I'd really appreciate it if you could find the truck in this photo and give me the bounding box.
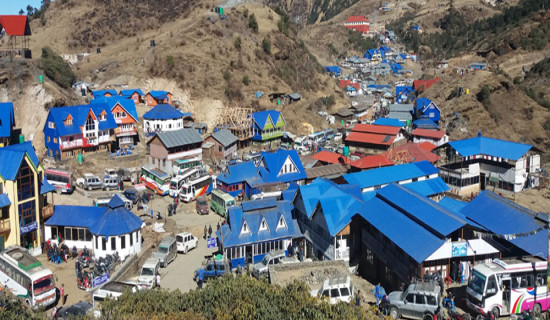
[194,260,226,281]
[252,250,298,279]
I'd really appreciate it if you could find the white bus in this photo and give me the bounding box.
[140,166,170,196]
[0,246,56,308]
[168,167,202,198]
[45,168,74,194]
[172,157,202,175]
[180,174,213,203]
[308,131,325,144]
[466,257,549,317]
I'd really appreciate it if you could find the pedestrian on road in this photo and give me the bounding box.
[217,222,220,231]
[60,283,65,305]
[197,268,204,289]
[208,225,212,238]
[75,260,80,278]
[375,282,381,308]
[156,272,161,289]
[204,225,207,240]
[228,259,233,272]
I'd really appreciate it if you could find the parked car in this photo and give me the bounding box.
[310,276,354,304]
[103,176,121,191]
[76,174,102,191]
[387,281,441,320]
[196,195,208,215]
[176,232,198,254]
[122,188,152,204]
[252,250,298,279]
[104,168,117,178]
[194,260,225,281]
[137,258,160,290]
[334,132,343,141]
[117,168,133,181]
[116,193,134,210]
[153,237,177,267]
[57,301,93,319]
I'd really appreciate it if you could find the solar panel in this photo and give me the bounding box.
[382,135,391,143]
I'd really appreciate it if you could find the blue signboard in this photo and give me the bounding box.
[92,273,110,288]
[20,221,38,235]
[207,237,217,248]
[451,242,468,257]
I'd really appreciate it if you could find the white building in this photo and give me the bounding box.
[142,104,188,136]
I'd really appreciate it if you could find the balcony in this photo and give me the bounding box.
[0,219,10,233]
[42,204,54,219]
[59,140,83,150]
[115,127,137,136]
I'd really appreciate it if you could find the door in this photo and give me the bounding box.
[480,173,486,190]
[403,293,416,318]
[501,279,511,315]
[414,294,426,319]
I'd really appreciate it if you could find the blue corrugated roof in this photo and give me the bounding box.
[148,90,171,99]
[0,194,11,208]
[92,89,118,98]
[462,191,547,257]
[46,205,105,228]
[0,102,14,138]
[372,118,403,127]
[325,66,341,74]
[142,104,187,120]
[395,86,414,96]
[0,149,25,180]
[119,89,144,97]
[360,196,446,263]
[318,193,365,237]
[413,118,438,129]
[6,142,40,168]
[252,110,282,130]
[377,184,466,237]
[343,161,439,189]
[449,136,532,161]
[89,195,143,237]
[437,197,485,230]
[241,198,278,212]
[216,161,258,185]
[49,104,117,137]
[217,200,299,248]
[92,98,139,122]
[258,150,306,183]
[40,176,56,194]
[403,177,449,197]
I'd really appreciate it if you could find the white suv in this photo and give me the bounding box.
[176,232,198,254]
[311,276,354,304]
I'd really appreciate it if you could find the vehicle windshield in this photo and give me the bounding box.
[157,246,168,254]
[181,187,189,194]
[141,267,155,276]
[176,236,183,242]
[198,199,207,205]
[227,200,235,206]
[468,269,486,295]
[261,256,270,265]
[295,141,302,147]
[33,275,55,296]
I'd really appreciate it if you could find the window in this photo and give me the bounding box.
[18,201,36,226]
[85,117,95,131]
[415,294,425,305]
[218,146,222,152]
[121,235,126,249]
[427,295,437,306]
[99,112,107,121]
[406,294,415,303]
[330,289,340,297]
[47,136,50,142]
[53,137,57,144]
[260,219,268,231]
[340,287,350,296]
[111,238,116,250]
[102,237,107,251]
[277,217,286,229]
[65,118,72,126]
[48,122,56,129]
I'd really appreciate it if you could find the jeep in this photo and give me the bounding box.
[77,174,103,191]
[387,281,441,320]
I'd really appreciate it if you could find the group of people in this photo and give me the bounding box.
[204,223,221,240]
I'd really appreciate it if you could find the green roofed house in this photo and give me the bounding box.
[251,110,285,143]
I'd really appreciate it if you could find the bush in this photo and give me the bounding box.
[225,85,244,101]
[262,38,271,54]
[166,55,175,68]
[249,14,258,32]
[275,7,291,35]
[39,46,76,88]
[477,85,491,110]
[243,75,250,86]
[234,36,242,50]
[223,70,231,81]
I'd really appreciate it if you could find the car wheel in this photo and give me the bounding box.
[533,303,542,316]
[390,307,399,320]
[490,307,500,319]
[88,186,92,191]
[183,246,188,254]
[423,313,434,320]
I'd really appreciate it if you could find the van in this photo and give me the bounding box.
[93,197,111,207]
[195,195,208,215]
[310,276,354,304]
[137,258,160,290]
[103,176,120,191]
[153,237,177,267]
[176,232,198,254]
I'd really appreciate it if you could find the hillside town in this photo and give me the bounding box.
[0,2,549,320]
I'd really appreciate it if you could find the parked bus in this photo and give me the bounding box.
[323,128,335,141]
[168,167,203,198]
[180,174,213,203]
[45,168,74,194]
[210,189,236,217]
[308,131,325,144]
[140,166,170,196]
[466,257,549,317]
[0,246,56,308]
[172,157,202,175]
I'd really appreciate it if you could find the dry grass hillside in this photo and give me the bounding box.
[24,0,348,135]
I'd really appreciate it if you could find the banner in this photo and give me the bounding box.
[92,273,110,288]
[20,221,37,235]
[207,237,217,248]
[452,242,468,257]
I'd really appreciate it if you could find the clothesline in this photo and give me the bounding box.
[473,224,549,241]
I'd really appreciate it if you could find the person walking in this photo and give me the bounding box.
[60,283,65,305]
[197,268,204,289]
[204,225,207,240]
[375,282,381,308]
[156,272,161,289]
[208,225,212,238]
[228,259,233,273]
[355,290,361,307]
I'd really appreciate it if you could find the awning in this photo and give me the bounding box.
[425,239,499,261]
[0,194,11,208]
[40,177,57,194]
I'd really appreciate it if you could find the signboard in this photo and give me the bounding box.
[92,273,110,288]
[207,237,217,249]
[20,221,38,235]
[452,242,468,257]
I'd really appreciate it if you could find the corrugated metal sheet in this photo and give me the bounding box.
[372,118,403,127]
[216,161,258,185]
[40,177,56,194]
[155,129,203,149]
[0,102,14,138]
[211,129,237,147]
[259,150,307,183]
[403,177,449,197]
[343,161,439,189]
[46,205,105,228]
[0,15,31,36]
[89,195,143,237]
[142,104,187,120]
[305,163,346,179]
[0,194,11,208]
[0,149,25,180]
[449,136,532,161]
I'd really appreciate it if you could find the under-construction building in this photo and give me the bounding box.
[214,107,254,148]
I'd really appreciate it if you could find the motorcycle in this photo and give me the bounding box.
[448,310,472,320]
[443,295,456,311]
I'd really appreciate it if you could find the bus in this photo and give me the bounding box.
[45,168,74,194]
[323,128,335,141]
[140,166,170,196]
[0,246,56,308]
[308,131,325,144]
[466,257,549,317]
[172,157,202,175]
[180,174,213,203]
[169,167,203,198]
[211,189,236,217]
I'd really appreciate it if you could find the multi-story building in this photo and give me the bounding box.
[92,98,139,149]
[251,110,286,144]
[0,102,15,146]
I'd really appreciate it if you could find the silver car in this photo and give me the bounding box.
[388,281,441,320]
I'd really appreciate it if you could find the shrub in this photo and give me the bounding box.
[234,36,242,50]
[223,70,231,81]
[249,14,258,32]
[243,75,250,85]
[477,85,491,110]
[262,38,271,54]
[166,55,175,68]
[39,46,76,88]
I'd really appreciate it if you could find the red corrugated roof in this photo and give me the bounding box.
[339,79,351,88]
[413,78,440,91]
[417,142,437,152]
[345,16,369,23]
[346,132,395,146]
[412,128,446,139]
[352,124,400,135]
[0,15,31,36]
[351,155,394,169]
[312,150,351,165]
[349,83,361,90]
[382,141,440,163]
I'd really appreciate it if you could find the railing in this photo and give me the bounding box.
[60,140,83,150]
[0,219,10,233]
[115,127,137,136]
[42,204,54,219]
[262,130,284,140]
